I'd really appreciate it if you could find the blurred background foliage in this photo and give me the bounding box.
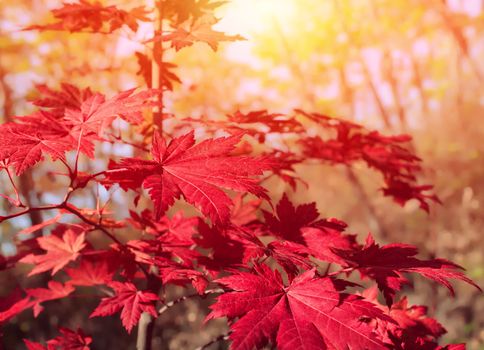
[0,0,483,349]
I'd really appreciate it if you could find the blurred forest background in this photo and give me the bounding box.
[0,0,483,349]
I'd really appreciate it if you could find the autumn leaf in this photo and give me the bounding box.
[90,282,159,333]
[24,327,92,350]
[66,259,114,287]
[26,281,75,317]
[162,16,244,51]
[0,116,72,175]
[105,131,272,224]
[263,194,356,263]
[20,228,87,276]
[163,0,228,25]
[297,110,440,211]
[334,234,482,306]
[208,265,393,350]
[64,89,159,136]
[25,1,150,33]
[32,83,93,117]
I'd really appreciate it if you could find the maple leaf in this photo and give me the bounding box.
[296,110,440,212]
[18,213,63,235]
[128,209,201,265]
[25,1,150,33]
[0,86,155,175]
[230,194,261,226]
[32,83,93,116]
[226,110,304,143]
[0,117,72,175]
[263,193,320,241]
[263,194,356,263]
[64,89,158,137]
[105,131,272,224]
[66,259,114,287]
[23,281,75,317]
[361,288,463,350]
[266,151,305,190]
[334,234,481,306]
[163,0,227,25]
[265,240,313,279]
[382,180,441,213]
[162,16,244,51]
[0,288,32,324]
[90,282,159,333]
[388,297,447,348]
[208,265,393,350]
[195,222,265,275]
[24,340,46,350]
[20,228,86,276]
[159,266,209,294]
[24,327,92,350]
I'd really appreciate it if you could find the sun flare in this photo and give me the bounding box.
[216,0,298,37]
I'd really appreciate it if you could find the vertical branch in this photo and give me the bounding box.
[357,54,393,130]
[136,312,156,350]
[152,0,164,133]
[137,5,165,349]
[337,64,355,117]
[136,271,162,350]
[434,0,483,83]
[0,65,13,119]
[409,49,429,115]
[383,50,408,132]
[368,0,409,132]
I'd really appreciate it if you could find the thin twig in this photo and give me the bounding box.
[158,289,224,315]
[195,333,231,350]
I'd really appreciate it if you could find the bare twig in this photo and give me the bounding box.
[195,333,231,350]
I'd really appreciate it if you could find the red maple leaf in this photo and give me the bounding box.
[24,327,92,350]
[0,116,72,175]
[23,340,45,350]
[263,193,321,241]
[105,131,271,224]
[297,110,440,212]
[25,281,75,317]
[64,89,158,137]
[20,228,87,276]
[195,222,265,275]
[208,265,393,350]
[32,83,93,116]
[263,194,356,263]
[25,1,149,33]
[382,179,441,213]
[90,282,159,333]
[226,110,304,143]
[163,0,227,25]
[0,288,31,324]
[361,288,463,350]
[159,265,209,295]
[66,258,114,287]
[162,16,244,51]
[230,194,261,226]
[0,87,157,174]
[334,234,481,306]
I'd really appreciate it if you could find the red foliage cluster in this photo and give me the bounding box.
[0,1,480,349]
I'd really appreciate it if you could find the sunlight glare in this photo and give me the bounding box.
[216,0,298,38]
